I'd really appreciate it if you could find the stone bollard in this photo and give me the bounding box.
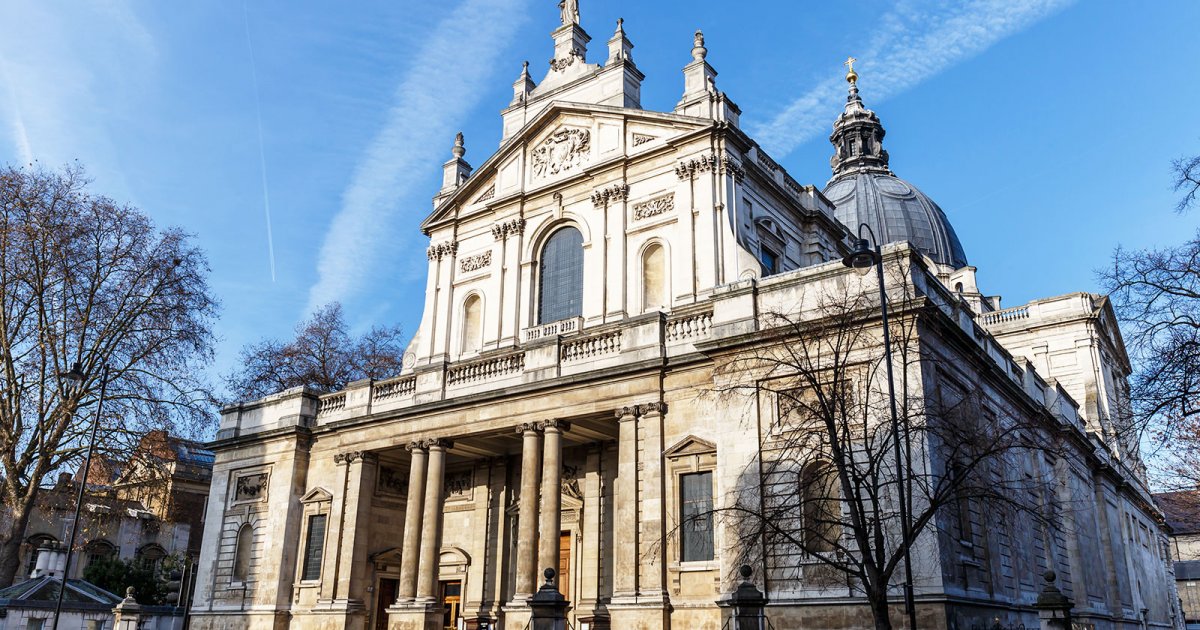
[717,565,767,630]
[112,587,143,630]
[529,568,571,630]
[1032,570,1073,630]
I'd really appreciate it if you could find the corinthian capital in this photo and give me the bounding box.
[636,402,668,417]
[421,438,454,451]
[539,418,571,432]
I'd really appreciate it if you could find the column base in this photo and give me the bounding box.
[386,602,444,630]
[501,602,532,630]
[608,598,669,629]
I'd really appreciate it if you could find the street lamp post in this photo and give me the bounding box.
[842,224,918,630]
[51,362,111,630]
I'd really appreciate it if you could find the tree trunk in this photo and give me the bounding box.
[868,589,894,630]
[0,503,33,588]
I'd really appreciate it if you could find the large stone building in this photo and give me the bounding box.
[190,6,1180,630]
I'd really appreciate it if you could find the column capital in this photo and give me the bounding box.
[421,437,454,451]
[539,418,571,432]
[636,401,668,417]
[615,406,638,420]
[334,450,378,465]
[517,421,542,434]
[405,440,428,453]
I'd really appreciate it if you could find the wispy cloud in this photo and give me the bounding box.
[751,0,1074,157]
[305,0,529,315]
[0,0,155,192]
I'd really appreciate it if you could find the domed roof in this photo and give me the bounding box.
[820,65,968,269]
[823,172,968,269]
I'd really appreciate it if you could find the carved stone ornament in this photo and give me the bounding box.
[234,473,269,502]
[675,153,719,180]
[615,406,637,420]
[491,217,526,241]
[721,155,746,182]
[459,250,493,273]
[632,193,675,221]
[539,418,571,432]
[636,401,668,417]
[377,466,408,496]
[475,184,495,204]
[549,49,584,72]
[427,240,459,260]
[562,464,583,500]
[421,437,454,451]
[445,469,473,499]
[591,183,629,207]
[516,421,542,435]
[632,133,655,147]
[532,127,591,180]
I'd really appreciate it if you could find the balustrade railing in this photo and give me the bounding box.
[373,375,416,401]
[561,330,621,362]
[316,392,346,417]
[666,310,713,342]
[979,305,1030,326]
[447,351,526,386]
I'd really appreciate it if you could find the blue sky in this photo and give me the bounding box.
[1,0,1199,384]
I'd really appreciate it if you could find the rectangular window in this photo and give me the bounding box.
[301,514,327,581]
[759,248,779,276]
[27,619,46,630]
[680,471,714,562]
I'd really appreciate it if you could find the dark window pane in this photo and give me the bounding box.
[680,471,714,562]
[302,514,326,581]
[538,228,584,324]
[759,248,778,276]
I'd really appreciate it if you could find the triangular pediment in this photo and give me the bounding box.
[663,435,717,458]
[421,102,713,233]
[301,487,332,503]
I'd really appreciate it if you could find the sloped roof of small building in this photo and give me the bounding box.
[0,576,121,607]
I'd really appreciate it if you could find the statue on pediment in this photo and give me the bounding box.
[559,0,579,26]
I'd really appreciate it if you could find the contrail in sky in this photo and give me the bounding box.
[243,1,277,283]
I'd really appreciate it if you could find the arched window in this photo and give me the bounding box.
[799,461,841,555]
[461,294,483,355]
[537,227,584,324]
[233,523,254,582]
[84,540,117,570]
[136,544,167,574]
[24,534,57,578]
[641,243,667,312]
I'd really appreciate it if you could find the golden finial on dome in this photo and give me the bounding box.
[844,56,858,84]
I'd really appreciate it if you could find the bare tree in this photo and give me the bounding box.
[701,259,1061,630]
[224,302,405,401]
[0,165,217,587]
[1102,152,1200,480]
[1173,152,1200,214]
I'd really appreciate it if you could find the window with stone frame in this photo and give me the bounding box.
[665,436,718,567]
[641,242,668,312]
[537,226,584,324]
[137,544,167,574]
[297,487,333,584]
[460,293,483,356]
[301,514,327,582]
[83,540,117,571]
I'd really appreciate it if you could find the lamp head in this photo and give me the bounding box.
[842,238,878,275]
[58,361,86,395]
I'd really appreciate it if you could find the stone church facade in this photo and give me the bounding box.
[190,7,1180,630]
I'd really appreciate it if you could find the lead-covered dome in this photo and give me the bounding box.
[821,66,968,269]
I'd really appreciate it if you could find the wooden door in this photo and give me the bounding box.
[440,580,461,630]
[559,531,571,600]
[375,578,398,630]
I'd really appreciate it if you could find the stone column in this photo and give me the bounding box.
[395,442,428,604]
[612,407,639,599]
[637,402,668,602]
[416,438,453,602]
[333,451,377,604]
[538,420,570,588]
[514,423,543,602]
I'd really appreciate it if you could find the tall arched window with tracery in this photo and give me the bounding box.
[233,523,254,582]
[641,243,667,312]
[799,461,841,555]
[538,227,584,324]
[461,294,483,355]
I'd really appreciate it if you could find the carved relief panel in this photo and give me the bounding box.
[232,471,270,504]
[531,127,591,181]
